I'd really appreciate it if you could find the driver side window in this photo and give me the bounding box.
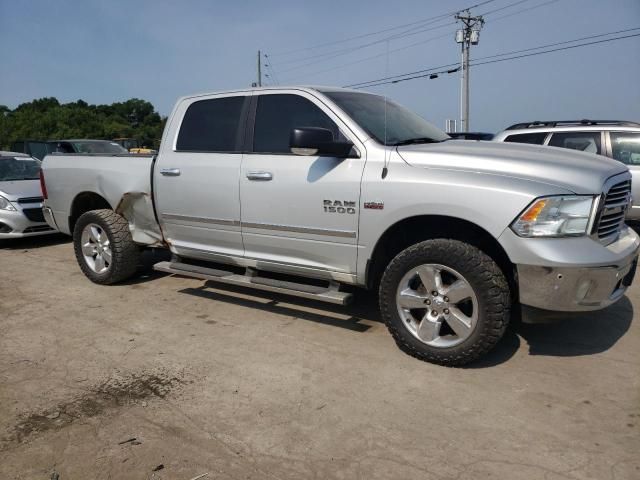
[253,94,345,154]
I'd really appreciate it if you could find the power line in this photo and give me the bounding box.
[344,26,637,88]
[347,31,640,89]
[268,0,498,57]
[282,31,454,82]
[478,0,533,15]
[268,0,530,71]
[486,0,560,22]
[276,0,560,81]
[476,26,640,61]
[471,32,640,67]
[274,19,456,71]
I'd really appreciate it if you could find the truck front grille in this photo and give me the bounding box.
[596,180,631,240]
[22,207,45,223]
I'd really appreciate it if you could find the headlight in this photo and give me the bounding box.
[0,195,17,211]
[511,195,596,237]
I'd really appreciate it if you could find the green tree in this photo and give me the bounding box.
[0,97,165,150]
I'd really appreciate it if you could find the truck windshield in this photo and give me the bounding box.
[0,157,42,181]
[323,91,450,146]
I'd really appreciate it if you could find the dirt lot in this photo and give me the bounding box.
[1,234,639,480]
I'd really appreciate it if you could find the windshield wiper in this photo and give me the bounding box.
[390,137,440,146]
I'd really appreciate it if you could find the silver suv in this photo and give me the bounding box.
[493,120,640,220]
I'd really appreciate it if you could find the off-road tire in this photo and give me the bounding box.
[379,239,510,366]
[73,209,140,284]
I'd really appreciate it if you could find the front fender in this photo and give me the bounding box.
[355,156,573,283]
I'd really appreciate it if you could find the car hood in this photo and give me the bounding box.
[397,140,627,194]
[0,180,43,201]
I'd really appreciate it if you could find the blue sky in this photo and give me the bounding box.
[1,0,638,132]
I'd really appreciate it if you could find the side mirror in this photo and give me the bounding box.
[289,127,355,158]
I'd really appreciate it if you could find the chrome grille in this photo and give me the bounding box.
[596,180,631,240]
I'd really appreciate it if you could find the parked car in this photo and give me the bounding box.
[0,151,56,238]
[41,87,638,366]
[493,120,640,220]
[9,140,56,160]
[113,138,158,154]
[50,139,129,155]
[447,132,494,140]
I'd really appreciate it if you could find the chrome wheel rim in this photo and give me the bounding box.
[396,263,478,348]
[80,223,112,274]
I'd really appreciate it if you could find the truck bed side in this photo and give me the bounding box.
[42,153,164,245]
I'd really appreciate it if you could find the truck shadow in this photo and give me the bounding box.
[0,233,70,250]
[175,279,633,367]
[178,283,380,333]
[466,297,634,368]
[119,248,172,285]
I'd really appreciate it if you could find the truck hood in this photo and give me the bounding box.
[0,180,43,201]
[397,140,627,194]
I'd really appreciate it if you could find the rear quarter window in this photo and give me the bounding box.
[176,96,247,152]
[503,132,548,144]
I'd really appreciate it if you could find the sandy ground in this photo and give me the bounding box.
[1,234,638,480]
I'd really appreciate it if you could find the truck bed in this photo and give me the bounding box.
[42,153,163,245]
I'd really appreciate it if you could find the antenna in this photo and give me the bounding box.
[382,40,390,179]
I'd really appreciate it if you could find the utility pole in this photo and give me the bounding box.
[455,10,484,131]
[257,50,262,87]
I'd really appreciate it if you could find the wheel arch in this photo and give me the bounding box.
[366,214,516,294]
[69,191,113,233]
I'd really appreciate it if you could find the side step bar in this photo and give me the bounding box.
[153,261,353,305]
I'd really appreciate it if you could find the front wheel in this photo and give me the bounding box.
[379,239,511,366]
[73,209,140,284]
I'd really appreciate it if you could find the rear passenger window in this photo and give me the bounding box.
[177,96,246,152]
[610,132,640,165]
[253,94,342,154]
[503,132,547,145]
[548,132,601,155]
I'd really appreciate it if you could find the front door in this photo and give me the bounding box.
[240,91,365,277]
[154,93,249,259]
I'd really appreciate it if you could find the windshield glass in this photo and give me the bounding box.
[323,91,449,146]
[72,141,128,154]
[0,156,41,181]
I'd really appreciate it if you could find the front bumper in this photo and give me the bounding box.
[0,206,56,239]
[500,225,640,311]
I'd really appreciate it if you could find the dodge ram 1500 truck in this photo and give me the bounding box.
[41,87,639,366]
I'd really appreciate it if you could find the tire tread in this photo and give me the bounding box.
[379,239,510,366]
[73,209,140,284]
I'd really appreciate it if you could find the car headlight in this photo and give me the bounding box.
[511,195,596,237]
[0,195,17,211]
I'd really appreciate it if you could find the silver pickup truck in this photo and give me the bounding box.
[41,87,639,366]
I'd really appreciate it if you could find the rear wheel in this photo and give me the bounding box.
[379,239,510,366]
[73,209,140,284]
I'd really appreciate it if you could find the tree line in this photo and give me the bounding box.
[0,97,166,150]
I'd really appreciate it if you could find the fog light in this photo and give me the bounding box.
[0,222,12,233]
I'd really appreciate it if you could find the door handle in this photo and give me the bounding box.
[246,171,273,181]
[160,168,181,176]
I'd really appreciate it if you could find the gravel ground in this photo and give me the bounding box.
[1,234,638,480]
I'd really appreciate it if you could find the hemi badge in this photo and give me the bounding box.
[364,202,384,210]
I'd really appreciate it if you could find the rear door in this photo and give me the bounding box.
[154,93,250,259]
[239,91,366,277]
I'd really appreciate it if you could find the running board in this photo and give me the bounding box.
[153,261,353,305]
